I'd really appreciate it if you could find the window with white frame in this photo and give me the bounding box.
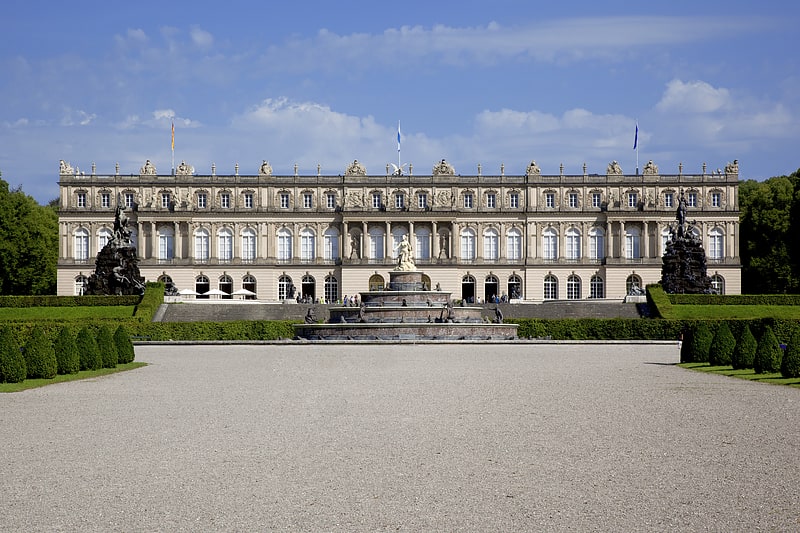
[372,192,382,209]
[568,192,578,208]
[625,227,641,259]
[241,228,256,262]
[197,193,207,209]
[483,228,499,261]
[244,193,253,209]
[687,192,697,207]
[709,227,724,259]
[303,192,313,209]
[194,228,209,262]
[589,227,605,260]
[300,228,315,261]
[565,227,581,260]
[98,228,113,250]
[664,192,673,208]
[218,228,233,262]
[415,228,430,259]
[277,228,292,261]
[395,193,405,209]
[487,193,496,209]
[509,192,519,208]
[542,227,558,261]
[220,193,231,209]
[323,227,340,261]
[628,192,638,208]
[460,228,476,260]
[418,192,428,209]
[661,228,671,256]
[326,193,336,209]
[463,193,473,209]
[161,192,171,209]
[711,192,721,208]
[710,275,725,294]
[101,192,110,208]
[75,275,88,296]
[280,193,290,209]
[158,226,174,261]
[591,192,601,208]
[74,228,89,261]
[124,193,135,208]
[545,192,555,208]
[77,192,87,208]
[506,228,522,260]
[590,275,604,299]
[369,228,385,259]
[325,275,339,303]
[543,275,558,300]
[567,275,581,300]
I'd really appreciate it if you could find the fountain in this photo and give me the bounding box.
[294,235,518,341]
[661,190,713,294]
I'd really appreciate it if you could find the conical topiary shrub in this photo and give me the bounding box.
[754,326,782,374]
[731,324,757,370]
[0,326,27,383]
[114,325,135,364]
[76,327,102,371]
[689,322,713,363]
[55,325,80,374]
[24,325,57,379]
[97,325,118,369]
[780,329,800,378]
[708,322,735,367]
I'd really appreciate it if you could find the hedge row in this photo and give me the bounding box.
[669,294,800,306]
[0,295,141,308]
[509,318,684,340]
[132,282,165,321]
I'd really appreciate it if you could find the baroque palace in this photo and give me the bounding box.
[56,157,742,301]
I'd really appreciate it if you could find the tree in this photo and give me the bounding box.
[688,322,713,363]
[55,325,80,374]
[97,325,118,368]
[709,322,735,366]
[731,324,757,370]
[114,325,135,364]
[754,326,782,374]
[23,325,57,379]
[0,326,27,383]
[76,327,102,371]
[780,328,800,378]
[0,173,58,295]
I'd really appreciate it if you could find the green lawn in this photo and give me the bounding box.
[0,306,136,321]
[0,362,147,393]
[680,362,800,388]
[662,305,800,320]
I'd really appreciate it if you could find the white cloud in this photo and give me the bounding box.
[656,79,731,114]
[190,27,214,49]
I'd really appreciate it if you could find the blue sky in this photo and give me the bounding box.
[1,0,798,203]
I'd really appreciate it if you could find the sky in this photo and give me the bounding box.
[1,0,799,203]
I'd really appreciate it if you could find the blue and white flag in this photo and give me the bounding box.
[633,122,638,150]
[397,121,401,152]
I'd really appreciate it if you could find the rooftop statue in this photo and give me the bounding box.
[259,160,273,176]
[432,159,455,176]
[607,160,623,175]
[140,159,156,176]
[526,160,541,176]
[345,159,367,176]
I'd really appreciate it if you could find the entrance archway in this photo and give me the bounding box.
[461,274,476,303]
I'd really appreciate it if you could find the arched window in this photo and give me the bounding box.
[219,274,233,299]
[567,274,581,300]
[278,274,294,300]
[709,227,724,260]
[301,274,315,301]
[369,274,385,291]
[74,228,90,262]
[194,228,210,262]
[543,227,558,261]
[590,275,605,299]
[626,274,642,295]
[461,274,476,303]
[710,274,725,294]
[483,228,499,261]
[98,228,113,251]
[589,227,605,261]
[195,275,210,299]
[241,228,256,263]
[277,228,293,261]
[325,275,339,303]
[300,227,316,262]
[661,227,672,256]
[74,275,88,295]
[323,227,340,261]
[218,227,233,263]
[508,275,522,300]
[157,225,174,262]
[415,227,431,260]
[485,274,499,302]
[369,227,385,260]
[544,274,558,300]
[507,228,522,261]
[460,228,476,261]
[242,274,257,299]
[625,227,641,259]
[565,227,581,260]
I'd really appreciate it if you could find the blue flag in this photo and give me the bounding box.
[397,122,401,152]
[633,122,638,150]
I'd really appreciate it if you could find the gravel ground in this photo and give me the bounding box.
[1,342,799,532]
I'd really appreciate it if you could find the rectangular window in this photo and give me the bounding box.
[463,193,473,208]
[280,193,289,209]
[507,233,521,260]
[241,235,256,262]
[687,192,697,207]
[161,193,170,209]
[372,193,382,209]
[487,194,496,209]
[568,193,578,208]
[244,193,253,209]
[303,193,313,209]
[124,193,135,208]
[418,193,427,209]
[326,193,336,209]
[628,192,638,208]
[395,193,404,209]
[545,193,555,209]
[664,193,673,208]
[711,192,721,208]
[510,193,519,209]
[101,193,110,208]
[159,233,174,261]
[197,193,207,209]
[77,193,86,208]
[220,193,230,208]
[591,193,601,208]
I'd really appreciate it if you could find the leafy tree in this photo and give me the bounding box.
[754,326,782,374]
[731,324,757,369]
[780,328,800,378]
[708,322,735,366]
[97,325,118,368]
[688,322,713,363]
[23,325,57,379]
[76,327,102,371]
[114,325,135,364]
[0,173,58,295]
[0,326,27,383]
[55,325,80,374]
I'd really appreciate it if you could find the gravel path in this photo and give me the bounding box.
[1,342,798,532]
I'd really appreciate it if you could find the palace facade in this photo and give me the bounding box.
[56,157,742,301]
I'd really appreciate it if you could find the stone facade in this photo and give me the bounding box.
[57,159,742,301]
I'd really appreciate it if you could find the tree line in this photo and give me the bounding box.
[0,168,798,295]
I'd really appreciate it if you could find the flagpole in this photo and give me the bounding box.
[171,120,175,175]
[397,120,401,174]
[634,120,639,175]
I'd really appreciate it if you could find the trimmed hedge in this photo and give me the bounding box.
[97,325,118,368]
[77,327,102,371]
[754,326,782,374]
[689,322,713,363]
[55,325,80,375]
[708,321,735,366]
[133,282,165,322]
[731,325,757,370]
[0,295,141,308]
[0,326,27,383]
[23,325,57,379]
[669,294,800,306]
[114,325,135,364]
[781,329,800,378]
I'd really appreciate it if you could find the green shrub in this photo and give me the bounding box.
[780,328,800,378]
[97,325,118,368]
[754,326,782,374]
[114,325,135,364]
[731,324,757,370]
[54,325,80,374]
[708,322,735,366]
[23,325,57,379]
[76,327,102,371]
[0,326,27,383]
[688,322,713,363]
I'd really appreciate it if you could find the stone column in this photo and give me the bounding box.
[432,221,439,260]
[605,221,612,259]
[385,220,391,259]
[174,221,181,259]
[642,221,649,259]
[362,221,368,259]
[151,222,158,260]
[453,222,461,260]
[619,220,626,259]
